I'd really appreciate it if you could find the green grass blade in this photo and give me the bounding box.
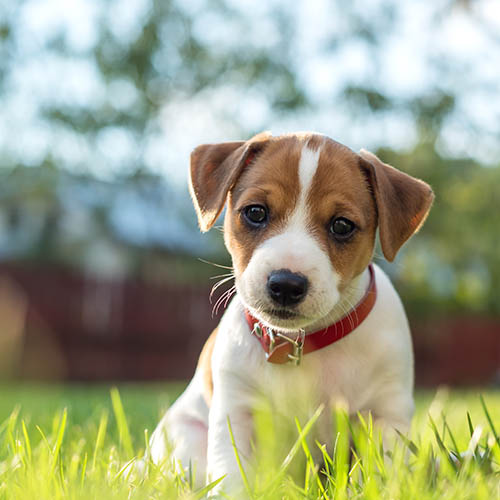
[429,414,459,472]
[227,415,253,499]
[113,457,138,481]
[4,406,20,454]
[49,408,67,477]
[295,417,326,497]
[480,394,499,447]
[466,411,475,438]
[280,405,324,473]
[21,420,32,464]
[92,409,108,471]
[266,404,324,495]
[193,475,226,499]
[333,408,351,499]
[36,424,51,453]
[80,452,88,490]
[143,427,150,455]
[110,387,134,457]
[442,415,461,457]
[395,429,419,457]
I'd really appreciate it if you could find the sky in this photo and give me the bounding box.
[1,0,499,186]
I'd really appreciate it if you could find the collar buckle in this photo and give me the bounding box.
[276,329,306,366]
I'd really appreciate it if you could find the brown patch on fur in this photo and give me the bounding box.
[306,138,378,289]
[224,136,305,273]
[197,326,218,406]
[359,150,434,261]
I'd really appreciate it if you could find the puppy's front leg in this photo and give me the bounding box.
[371,389,414,453]
[206,382,254,496]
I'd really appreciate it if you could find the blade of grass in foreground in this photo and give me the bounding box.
[80,452,88,490]
[332,408,350,500]
[227,415,253,499]
[110,387,134,457]
[480,394,499,447]
[21,420,32,465]
[3,406,20,455]
[395,429,419,457]
[193,475,226,500]
[295,416,326,498]
[429,414,459,472]
[466,412,475,438]
[92,409,108,471]
[49,408,67,477]
[264,404,324,496]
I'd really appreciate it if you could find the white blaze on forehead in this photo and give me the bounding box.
[298,145,321,200]
[287,144,321,229]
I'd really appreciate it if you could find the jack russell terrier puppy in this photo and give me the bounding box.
[150,131,434,493]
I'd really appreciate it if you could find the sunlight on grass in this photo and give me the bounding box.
[0,384,498,499]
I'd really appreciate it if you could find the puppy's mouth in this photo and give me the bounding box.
[264,308,300,320]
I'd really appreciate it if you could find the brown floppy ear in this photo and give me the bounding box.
[359,149,434,262]
[189,132,271,232]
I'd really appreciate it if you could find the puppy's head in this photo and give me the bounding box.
[190,132,434,330]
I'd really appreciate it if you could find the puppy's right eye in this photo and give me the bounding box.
[242,205,268,227]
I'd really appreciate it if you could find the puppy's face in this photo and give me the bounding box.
[224,136,376,329]
[189,132,433,331]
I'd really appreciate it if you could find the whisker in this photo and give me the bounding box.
[210,275,235,303]
[198,258,233,270]
[209,273,234,280]
[210,280,234,300]
[213,285,236,317]
[212,293,227,318]
[222,286,236,309]
[340,296,358,331]
[210,275,234,291]
[214,285,234,308]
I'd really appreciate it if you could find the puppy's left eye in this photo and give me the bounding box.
[329,217,356,240]
[242,204,268,227]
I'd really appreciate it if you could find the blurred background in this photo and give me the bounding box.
[0,0,498,386]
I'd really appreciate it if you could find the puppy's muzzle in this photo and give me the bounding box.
[267,269,309,307]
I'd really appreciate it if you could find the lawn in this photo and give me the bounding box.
[0,383,498,499]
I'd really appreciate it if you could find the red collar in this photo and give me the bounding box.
[245,264,376,365]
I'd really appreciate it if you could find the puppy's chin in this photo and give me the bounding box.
[249,307,311,332]
[243,300,335,333]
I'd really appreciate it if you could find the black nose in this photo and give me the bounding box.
[267,269,308,307]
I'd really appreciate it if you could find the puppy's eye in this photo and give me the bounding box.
[242,205,268,227]
[329,217,355,240]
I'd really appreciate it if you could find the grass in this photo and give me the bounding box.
[0,383,498,499]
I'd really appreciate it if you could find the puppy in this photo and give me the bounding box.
[150,132,434,493]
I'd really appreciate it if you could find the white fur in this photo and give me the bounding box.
[287,143,321,234]
[150,143,415,495]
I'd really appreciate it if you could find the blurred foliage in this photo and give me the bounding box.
[0,0,499,317]
[376,142,500,317]
[36,0,306,140]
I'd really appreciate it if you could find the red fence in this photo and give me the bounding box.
[0,263,498,385]
[413,317,499,386]
[0,263,218,381]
